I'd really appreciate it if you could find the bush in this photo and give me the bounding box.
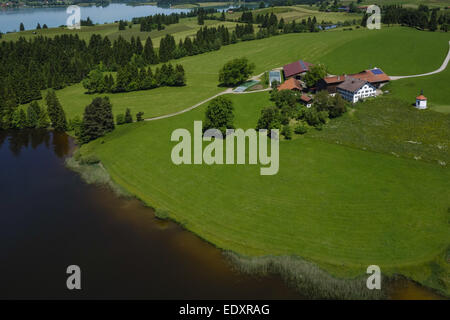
[318,111,329,124]
[136,112,144,122]
[218,57,255,87]
[79,154,100,165]
[155,208,170,220]
[125,108,133,123]
[203,96,235,135]
[281,125,293,140]
[256,106,282,131]
[116,113,126,125]
[294,123,308,134]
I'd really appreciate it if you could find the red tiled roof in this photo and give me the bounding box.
[416,95,427,100]
[300,94,312,102]
[323,75,346,84]
[350,68,390,83]
[278,78,302,91]
[283,60,313,78]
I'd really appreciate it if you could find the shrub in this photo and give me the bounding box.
[281,125,293,140]
[294,123,308,134]
[116,113,126,125]
[155,208,170,220]
[256,106,282,131]
[218,57,255,87]
[125,108,133,123]
[136,112,144,122]
[203,96,235,135]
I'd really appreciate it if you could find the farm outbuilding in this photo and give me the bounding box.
[268,70,282,87]
[416,91,427,109]
[283,60,313,79]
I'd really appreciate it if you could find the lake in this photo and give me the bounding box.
[0,130,444,299]
[0,3,195,33]
[0,129,303,299]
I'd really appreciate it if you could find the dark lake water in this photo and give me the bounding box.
[0,130,444,299]
[0,3,194,33]
[0,129,303,299]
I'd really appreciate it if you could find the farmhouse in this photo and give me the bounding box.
[350,68,390,88]
[336,77,376,103]
[317,75,346,94]
[318,68,390,93]
[283,60,313,79]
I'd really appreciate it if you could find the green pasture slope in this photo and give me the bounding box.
[79,90,450,296]
[386,66,450,113]
[58,25,450,295]
[30,26,450,120]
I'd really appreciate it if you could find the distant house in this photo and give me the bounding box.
[283,60,313,79]
[336,77,376,103]
[277,78,303,91]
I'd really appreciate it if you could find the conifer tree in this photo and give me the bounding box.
[79,97,115,144]
[125,108,133,123]
[46,90,67,131]
[143,36,159,65]
[27,101,41,128]
[37,105,50,129]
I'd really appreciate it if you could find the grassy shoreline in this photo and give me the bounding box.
[65,151,448,299]
[58,26,448,298]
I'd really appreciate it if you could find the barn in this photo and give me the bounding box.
[283,60,313,79]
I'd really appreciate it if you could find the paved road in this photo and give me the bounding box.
[390,41,450,80]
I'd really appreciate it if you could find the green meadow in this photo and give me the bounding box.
[79,91,450,295]
[386,67,450,113]
[27,26,450,120]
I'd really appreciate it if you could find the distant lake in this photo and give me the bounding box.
[0,3,195,33]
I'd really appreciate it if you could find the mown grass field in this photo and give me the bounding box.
[79,91,450,295]
[27,26,450,120]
